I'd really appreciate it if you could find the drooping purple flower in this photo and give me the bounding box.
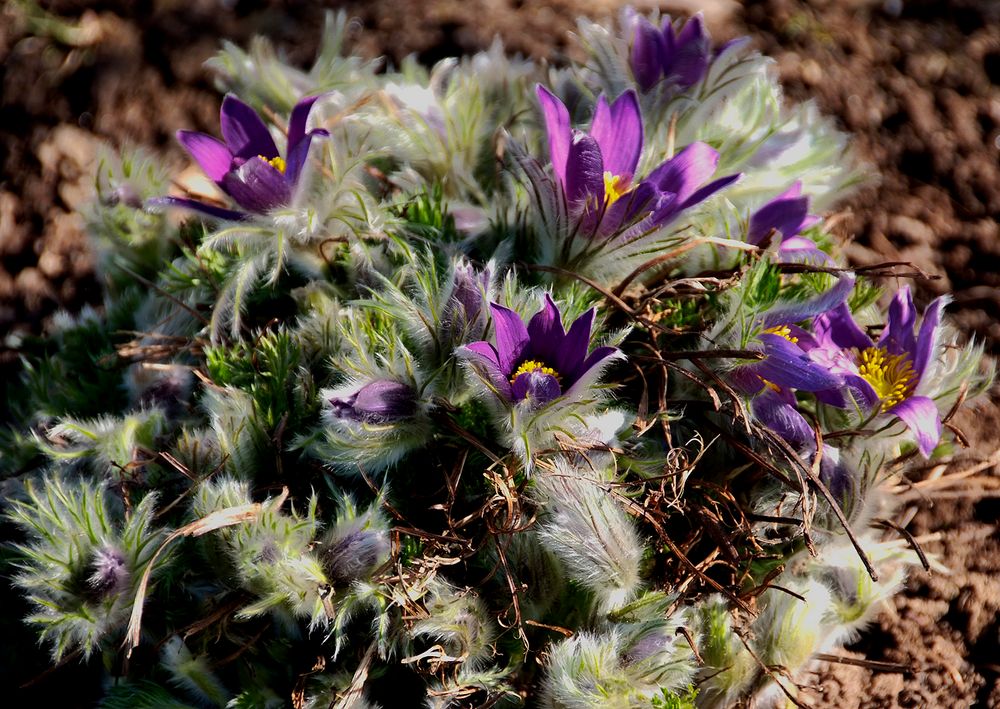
[728,275,856,443]
[730,327,842,442]
[329,380,418,425]
[458,295,620,407]
[629,12,712,92]
[536,86,738,239]
[809,286,946,457]
[150,95,328,220]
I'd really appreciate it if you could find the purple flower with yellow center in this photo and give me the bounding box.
[151,95,328,220]
[629,12,711,92]
[730,324,842,444]
[728,275,855,443]
[536,85,738,238]
[458,295,620,407]
[809,286,945,457]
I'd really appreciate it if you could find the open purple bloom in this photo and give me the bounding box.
[728,275,856,443]
[748,182,822,259]
[629,12,712,92]
[329,380,418,425]
[536,85,738,239]
[459,295,619,407]
[151,95,328,220]
[809,286,945,457]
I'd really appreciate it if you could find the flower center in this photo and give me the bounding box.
[603,171,632,206]
[259,155,287,173]
[854,346,916,409]
[762,325,799,344]
[510,360,561,385]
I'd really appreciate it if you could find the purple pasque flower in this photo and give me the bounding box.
[730,326,842,444]
[748,182,822,260]
[152,95,328,220]
[459,295,619,407]
[806,287,945,457]
[329,380,418,425]
[536,85,738,239]
[728,274,856,443]
[629,11,711,92]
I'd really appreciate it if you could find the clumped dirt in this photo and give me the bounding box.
[2,1,998,706]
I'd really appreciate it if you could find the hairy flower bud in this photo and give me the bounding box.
[328,380,417,424]
[88,544,130,597]
[441,264,490,346]
[321,527,390,585]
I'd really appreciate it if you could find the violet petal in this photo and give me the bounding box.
[221,157,291,213]
[890,394,941,457]
[145,196,248,221]
[752,387,814,446]
[813,303,874,352]
[679,172,740,211]
[220,95,280,160]
[511,370,562,405]
[878,286,917,357]
[751,333,842,391]
[489,303,530,374]
[285,129,328,187]
[288,95,322,152]
[646,142,720,206]
[913,297,945,382]
[525,294,566,368]
[462,341,514,400]
[558,307,596,382]
[177,131,233,182]
[564,131,606,207]
[760,273,854,328]
[748,187,810,246]
[589,90,643,179]
[537,84,572,189]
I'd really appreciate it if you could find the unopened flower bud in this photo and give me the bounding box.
[441,264,489,345]
[88,544,130,597]
[328,380,417,424]
[321,526,390,585]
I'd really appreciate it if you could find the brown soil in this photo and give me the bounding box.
[2,1,998,706]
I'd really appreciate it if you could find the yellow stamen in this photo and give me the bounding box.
[603,171,631,206]
[854,346,915,409]
[762,325,799,344]
[259,155,286,173]
[510,360,560,384]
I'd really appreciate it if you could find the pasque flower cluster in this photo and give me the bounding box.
[3,6,990,709]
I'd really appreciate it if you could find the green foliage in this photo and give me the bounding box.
[652,684,699,709]
[206,329,316,433]
[397,184,460,242]
[99,681,199,709]
[13,292,140,423]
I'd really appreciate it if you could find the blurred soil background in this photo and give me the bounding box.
[1,0,999,705]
